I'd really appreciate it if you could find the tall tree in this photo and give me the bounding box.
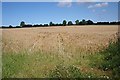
[87,20,93,25]
[68,21,73,25]
[49,22,53,26]
[20,21,25,27]
[9,25,13,28]
[63,20,67,26]
[75,20,79,25]
[81,19,87,25]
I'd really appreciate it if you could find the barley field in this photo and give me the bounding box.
[2,25,119,78]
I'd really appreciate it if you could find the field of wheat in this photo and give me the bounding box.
[2,25,119,78]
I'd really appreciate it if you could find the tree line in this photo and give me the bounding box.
[2,19,120,28]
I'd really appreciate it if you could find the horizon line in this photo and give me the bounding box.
[2,20,119,27]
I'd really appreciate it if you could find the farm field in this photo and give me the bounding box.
[2,25,119,78]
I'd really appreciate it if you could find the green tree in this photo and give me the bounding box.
[49,22,53,26]
[80,19,87,25]
[9,25,13,28]
[63,20,67,26]
[44,24,48,26]
[75,20,79,25]
[87,20,93,25]
[20,21,25,27]
[68,21,73,25]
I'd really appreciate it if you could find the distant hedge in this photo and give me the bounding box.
[2,20,120,28]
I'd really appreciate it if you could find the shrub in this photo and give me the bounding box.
[49,65,82,78]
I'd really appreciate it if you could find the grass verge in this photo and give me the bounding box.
[89,39,120,78]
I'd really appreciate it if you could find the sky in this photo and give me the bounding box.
[1,0,120,2]
[2,2,118,26]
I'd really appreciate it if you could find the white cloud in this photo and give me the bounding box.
[95,2,108,8]
[57,0,72,7]
[88,2,108,8]
[57,1,109,8]
[88,3,108,14]
[95,3,102,7]
[59,0,72,2]
[76,0,96,2]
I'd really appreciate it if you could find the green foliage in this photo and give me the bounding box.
[89,40,120,78]
[87,20,93,25]
[3,37,119,78]
[9,25,13,28]
[20,21,25,27]
[68,21,73,25]
[80,19,87,25]
[63,20,67,26]
[75,20,79,25]
[100,40,120,78]
[44,24,48,26]
[16,26,21,28]
[49,64,82,78]
[3,53,27,78]
[49,22,53,26]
